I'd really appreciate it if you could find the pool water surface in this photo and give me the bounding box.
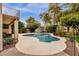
[33,34,60,42]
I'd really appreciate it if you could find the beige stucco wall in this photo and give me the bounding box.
[3,29,9,33]
[3,23,12,34]
[14,19,18,39]
[0,3,2,13]
[0,3,3,51]
[9,24,12,34]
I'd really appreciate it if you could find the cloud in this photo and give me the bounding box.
[26,3,48,14]
[3,3,48,15]
[17,3,48,14]
[2,5,19,16]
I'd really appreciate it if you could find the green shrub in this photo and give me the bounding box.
[27,22,40,32]
[66,28,74,37]
[56,26,66,36]
[20,27,26,33]
[19,21,26,33]
[4,37,14,45]
[46,25,57,33]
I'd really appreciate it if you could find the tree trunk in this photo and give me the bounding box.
[53,13,56,25]
[67,26,70,32]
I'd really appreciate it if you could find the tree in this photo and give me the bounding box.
[70,3,79,12]
[46,24,57,33]
[40,12,51,31]
[26,16,40,32]
[60,12,79,32]
[62,3,79,13]
[48,3,61,25]
[19,21,26,33]
[26,16,35,23]
[40,13,51,25]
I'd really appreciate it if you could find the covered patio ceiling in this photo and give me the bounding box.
[3,14,16,25]
[2,5,20,25]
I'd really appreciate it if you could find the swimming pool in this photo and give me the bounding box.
[23,33,60,42]
[16,33,66,55]
[33,34,60,42]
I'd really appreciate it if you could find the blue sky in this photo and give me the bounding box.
[3,3,49,26]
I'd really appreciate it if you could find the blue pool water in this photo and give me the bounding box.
[34,34,60,42]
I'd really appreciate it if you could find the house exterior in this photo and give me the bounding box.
[0,4,19,51]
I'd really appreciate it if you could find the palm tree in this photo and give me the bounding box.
[70,3,79,12]
[48,3,61,25]
[40,12,51,29]
[63,3,79,13]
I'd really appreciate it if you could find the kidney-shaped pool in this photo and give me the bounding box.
[16,33,67,55]
[23,34,60,42]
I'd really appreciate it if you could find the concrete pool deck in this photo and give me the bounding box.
[15,33,67,55]
[0,47,69,56]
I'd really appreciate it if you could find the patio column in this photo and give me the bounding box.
[0,4,3,51]
[14,18,18,39]
[9,24,12,34]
